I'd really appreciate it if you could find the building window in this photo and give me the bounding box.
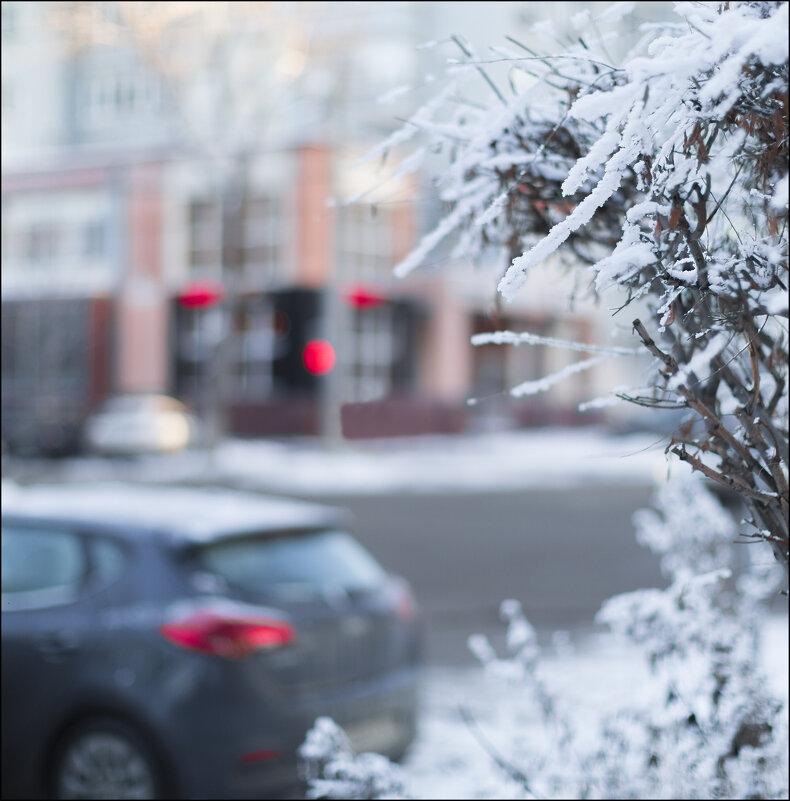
[1,299,89,397]
[173,295,279,405]
[346,298,421,403]
[231,298,276,399]
[337,203,393,282]
[242,195,283,282]
[82,221,106,260]
[188,193,283,280]
[83,70,163,126]
[188,199,220,270]
[348,305,395,403]
[26,224,59,264]
[172,304,222,402]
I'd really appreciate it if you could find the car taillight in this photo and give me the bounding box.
[159,611,296,659]
[396,591,415,621]
[389,579,416,620]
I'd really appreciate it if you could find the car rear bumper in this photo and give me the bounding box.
[162,663,420,799]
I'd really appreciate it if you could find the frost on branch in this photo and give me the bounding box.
[596,478,787,799]
[385,1,789,578]
[462,480,787,799]
[299,717,408,800]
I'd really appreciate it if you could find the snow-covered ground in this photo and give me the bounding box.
[401,615,789,799]
[4,427,682,495]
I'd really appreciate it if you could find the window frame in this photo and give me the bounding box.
[241,193,284,284]
[348,304,396,402]
[336,203,394,282]
[230,296,277,400]
[188,198,221,271]
[82,68,164,127]
[25,221,60,264]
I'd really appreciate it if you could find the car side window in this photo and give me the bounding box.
[87,536,127,585]
[1,525,87,608]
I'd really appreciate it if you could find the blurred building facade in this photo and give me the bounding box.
[1,2,667,450]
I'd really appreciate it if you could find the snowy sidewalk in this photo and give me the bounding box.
[8,427,679,496]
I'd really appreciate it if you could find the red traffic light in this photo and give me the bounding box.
[343,283,385,309]
[178,280,226,309]
[302,339,335,375]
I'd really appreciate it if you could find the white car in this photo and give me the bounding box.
[84,394,196,455]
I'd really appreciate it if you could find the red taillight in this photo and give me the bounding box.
[240,750,280,764]
[396,592,415,621]
[389,579,416,620]
[159,612,296,659]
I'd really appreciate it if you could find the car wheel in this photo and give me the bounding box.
[51,718,163,800]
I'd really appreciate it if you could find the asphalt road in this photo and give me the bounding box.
[301,484,666,667]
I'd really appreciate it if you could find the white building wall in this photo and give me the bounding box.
[1,2,69,164]
[1,184,117,298]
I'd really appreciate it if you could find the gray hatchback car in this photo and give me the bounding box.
[1,482,421,799]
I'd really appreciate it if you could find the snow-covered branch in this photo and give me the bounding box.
[386,0,789,578]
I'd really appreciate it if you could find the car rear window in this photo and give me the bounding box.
[196,530,386,599]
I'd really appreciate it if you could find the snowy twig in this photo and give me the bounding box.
[458,704,540,799]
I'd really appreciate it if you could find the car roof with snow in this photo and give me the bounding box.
[1,482,349,544]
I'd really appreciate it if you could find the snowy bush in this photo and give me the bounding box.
[459,477,787,799]
[592,478,787,799]
[300,481,787,799]
[299,717,408,800]
[300,5,788,797]
[376,0,789,579]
